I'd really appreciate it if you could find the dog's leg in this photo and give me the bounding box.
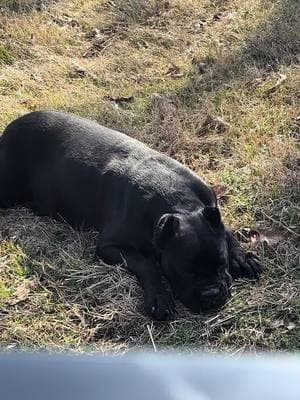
[95,240,175,320]
[0,145,30,208]
[0,156,17,208]
[226,229,263,280]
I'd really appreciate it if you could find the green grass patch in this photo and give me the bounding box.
[0,46,14,65]
[0,281,12,305]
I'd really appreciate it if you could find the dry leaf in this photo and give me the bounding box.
[271,320,297,331]
[286,322,296,331]
[69,65,87,79]
[104,95,134,106]
[271,319,284,329]
[212,11,236,21]
[264,73,287,96]
[236,228,285,248]
[30,73,44,83]
[10,282,30,305]
[83,35,116,58]
[52,14,80,28]
[245,74,268,88]
[85,28,101,39]
[191,58,208,74]
[196,62,207,74]
[166,64,183,79]
[69,65,98,83]
[211,184,229,204]
[198,114,231,135]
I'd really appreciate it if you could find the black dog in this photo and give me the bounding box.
[0,111,262,319]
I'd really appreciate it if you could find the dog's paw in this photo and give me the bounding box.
[229,247,263,280]
[144,290,176,321]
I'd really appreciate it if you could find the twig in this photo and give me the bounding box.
[205,314,220,325]
[147,324,157,352]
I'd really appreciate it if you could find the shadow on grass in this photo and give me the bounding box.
[81,0,299,152]
[174,0,299,107]
[0,0,59,13]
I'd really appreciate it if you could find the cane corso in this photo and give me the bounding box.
[0,111,262,319]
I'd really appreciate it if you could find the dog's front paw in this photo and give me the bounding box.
[229,247,262,280]
[144,290,176,321]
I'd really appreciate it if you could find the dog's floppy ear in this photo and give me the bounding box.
[202,206,222,229]
[153,214,180,250]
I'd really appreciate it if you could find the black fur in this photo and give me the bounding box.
[0,111,262,319]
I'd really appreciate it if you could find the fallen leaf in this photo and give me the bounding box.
[213,12,223,20]
[198,114,231,135]
[69,65,87,79]
[69,65,99,83]
[9,282,31,305]
[271,319,284,329]
[196,62,207,74]
[52,14,80,28]
[286,322,296,331]
[211,184,229,204]
[245,74,268,88]
[30,73,44,83]
[236,228,285,248]
[166,64,183,79]
[212,11,236,21]
[194,20,207,28]
[163,1,170,10]
[85,28,101,39]
[150,93,179,119]
[271,320,297,331]
[264,73,287,96]
[104,95,134,107]
[83,35,116,58]
[192,58,207,74]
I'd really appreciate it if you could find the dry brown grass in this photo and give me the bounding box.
[0,0,299,353]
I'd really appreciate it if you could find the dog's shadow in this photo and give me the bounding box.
[0,208,150,344]
[2,0,60,14]
[1,207,213,350]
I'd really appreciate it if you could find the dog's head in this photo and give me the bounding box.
[153,207,231,313]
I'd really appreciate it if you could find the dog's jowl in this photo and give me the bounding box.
[0,111,262,319]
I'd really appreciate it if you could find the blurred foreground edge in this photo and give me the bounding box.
[0,352,300,400]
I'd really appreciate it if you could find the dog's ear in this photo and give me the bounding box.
[202,206,222,229]
[153,214,180,250]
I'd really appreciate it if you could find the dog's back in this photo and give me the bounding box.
[0,111,215,228]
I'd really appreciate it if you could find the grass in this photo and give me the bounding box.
[0,45,14,65]
[0,0,299,354]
